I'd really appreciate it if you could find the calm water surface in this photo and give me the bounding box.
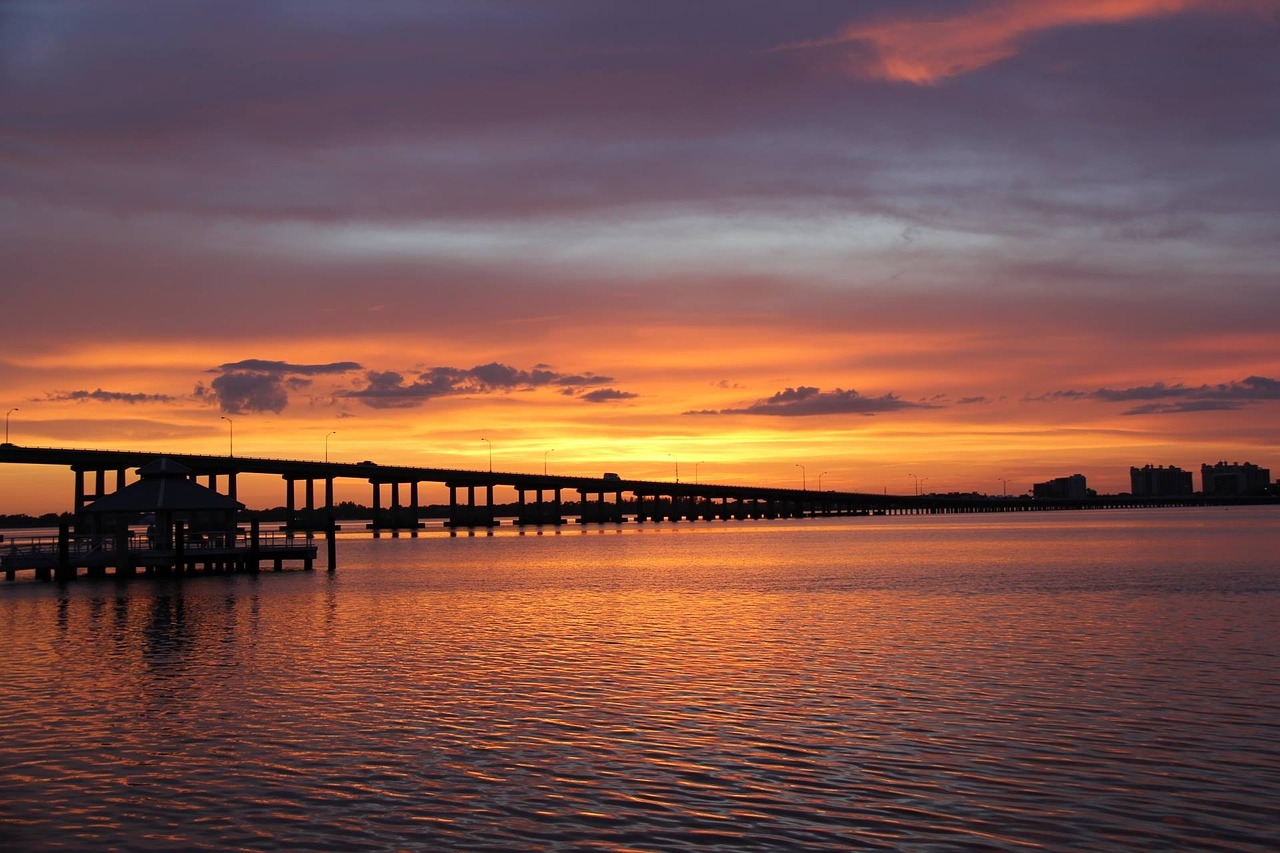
[1,508,1277,851]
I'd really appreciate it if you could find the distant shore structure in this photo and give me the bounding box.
[1032,474,1088,500]
[1201,461,1272,497]
[1131,465,1194,497]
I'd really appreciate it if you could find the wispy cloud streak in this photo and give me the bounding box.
[42,389,176,405]
[789,0,1275,83]
[1031,375,1280,414]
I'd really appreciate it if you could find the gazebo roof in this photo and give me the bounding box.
[83,458,244,514]
[137,458,195,478]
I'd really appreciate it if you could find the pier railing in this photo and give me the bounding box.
[2,525,319,582]
[3,529,313,558]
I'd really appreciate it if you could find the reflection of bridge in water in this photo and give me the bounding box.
[1,444,1261,537]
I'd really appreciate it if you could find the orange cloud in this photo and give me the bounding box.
[800,0,1275,84]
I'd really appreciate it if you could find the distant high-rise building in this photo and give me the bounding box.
[1201,461,1271,497]
[1033,474,1087,500]
[1130,465,1193,497]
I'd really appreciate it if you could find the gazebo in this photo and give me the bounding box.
[82,458,243,548]
[3,458,317,581]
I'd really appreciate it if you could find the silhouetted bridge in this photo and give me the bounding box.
[1,444,1266,534]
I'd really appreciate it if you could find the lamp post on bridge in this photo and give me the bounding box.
[481,437,492,472]
[795,464,806,491]
[908,473,920,495]
[4,408,16,444]
[544,448,554,476]
[819,471,828,491]
[325,431,336,463]
[1000,478,1010,497]
[669,453,679,483]
[220,416,234,457]
[695,461,704,484]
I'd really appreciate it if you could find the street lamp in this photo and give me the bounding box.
[1000,478,1010,497]
[325,430,336,463]
[908,473,920,495]
[819,471,828,491]
[544,448,554,476]
[481,437,492,472]
[4,408,16,444]
[795,463,806,491]
[669,453,679,483]
[220,416,234,457]
[695,461,705,484]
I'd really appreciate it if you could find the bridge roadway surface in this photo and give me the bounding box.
[0,443,1260,529]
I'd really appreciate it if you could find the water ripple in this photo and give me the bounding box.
[2,512,1278,851]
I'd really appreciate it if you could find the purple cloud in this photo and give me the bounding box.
[216,359,362,376]
[345,362,621,409]
[700,385,932,417]
[208,359,363,413]
[1031,375,1280,415]
[579,388,638,404]
[210,372,290,414]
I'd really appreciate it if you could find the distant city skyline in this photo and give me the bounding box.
[2,1,1278,512]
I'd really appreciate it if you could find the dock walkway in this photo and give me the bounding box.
[2,527,317,582]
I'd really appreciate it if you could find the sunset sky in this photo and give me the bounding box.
[3,0,1279,512]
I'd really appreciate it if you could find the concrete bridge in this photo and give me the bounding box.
[0,443,888,531]
[0,444,1267,534]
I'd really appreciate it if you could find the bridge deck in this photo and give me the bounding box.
[1,443,1272,541]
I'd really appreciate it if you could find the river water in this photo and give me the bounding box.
[1,507,1277,851]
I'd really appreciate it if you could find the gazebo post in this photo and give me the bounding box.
[55,521,72,582]
[249,517,261,574]
[174,519,185,574]
[114,527,134,578]
[326,515,337,572]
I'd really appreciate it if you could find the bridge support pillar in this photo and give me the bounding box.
[368,481,423,535]
[517,487,564,526]
[72,467,133,532]
[284,476,339,533]
[447,483,497,528]
[577,490,624,524]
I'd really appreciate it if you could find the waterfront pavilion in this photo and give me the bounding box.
[82,457,243,547]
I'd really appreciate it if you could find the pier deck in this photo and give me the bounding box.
[2,528,317,581]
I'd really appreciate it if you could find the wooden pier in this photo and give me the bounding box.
[2,521,318,582]
[1,456,324,583]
